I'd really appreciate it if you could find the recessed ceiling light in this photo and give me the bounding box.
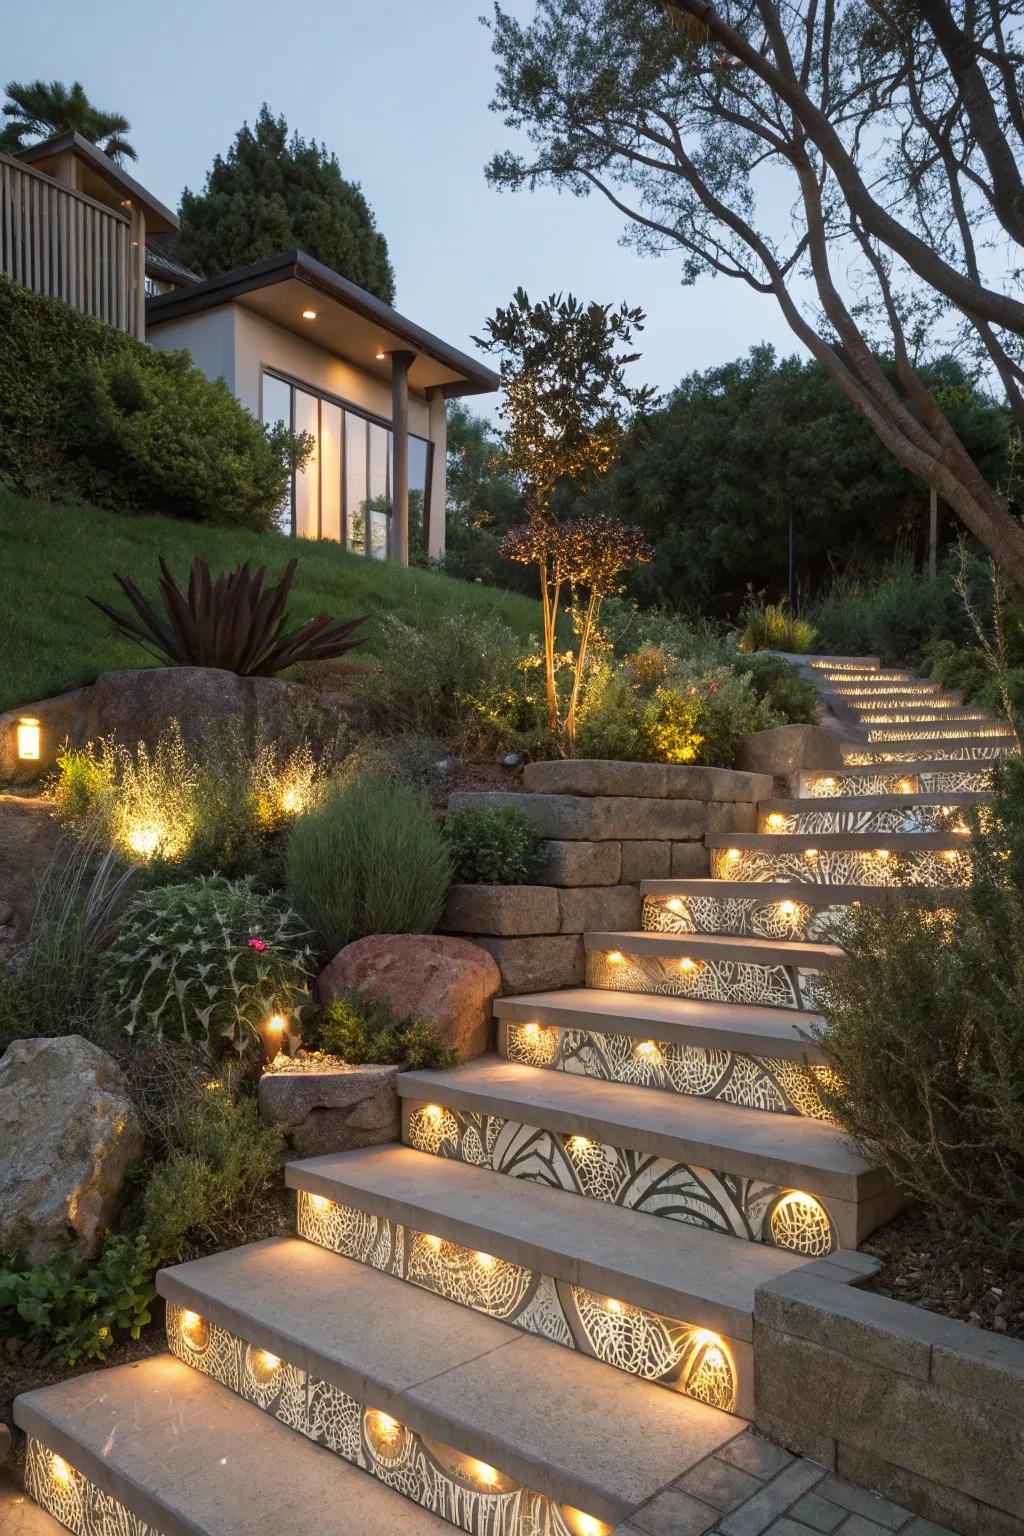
[302,308,317,320]
[375,347,386,360]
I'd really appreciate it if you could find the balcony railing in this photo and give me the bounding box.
[0,151,138,333]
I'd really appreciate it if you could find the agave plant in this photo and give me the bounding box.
[90,557,369,676]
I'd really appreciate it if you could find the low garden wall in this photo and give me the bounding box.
[754,1267,1024,1535]
[443,759,773,992]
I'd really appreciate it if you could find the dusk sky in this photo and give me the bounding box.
[6,0,800,416]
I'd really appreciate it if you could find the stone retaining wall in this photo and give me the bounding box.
[444,761,772,993]
[754,1267,1024,1535]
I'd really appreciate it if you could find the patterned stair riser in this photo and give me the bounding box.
[843,744,1010,765]
[164,1303,610,1536]
[405,1104,838,1257]
[760,807,985,834]
[24,1441,156,1536]
[642,892,850,943]
[587,946,826,1013]
[711,847,970,885]
[295,1193,738,1411]
[853,712,991,725]
[864,725,1011,743]
[822,687,948,700]
[502,1021,834,1120]
[803,768,995,796]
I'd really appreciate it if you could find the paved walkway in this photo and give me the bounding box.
[618,1428,953,1536]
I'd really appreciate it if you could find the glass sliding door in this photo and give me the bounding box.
[293,388,320,539]
[344,413,367,554]
[261,373,294,534]
[367,422,391,560]
[320,401,343,543]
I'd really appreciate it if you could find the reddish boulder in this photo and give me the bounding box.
[317,934,501,1062]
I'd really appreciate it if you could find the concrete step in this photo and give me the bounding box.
[757,792,991,834]
[640,878,898,941]
[15,1356,454,1536]
[797,763,997,797]
[860,724,1014,744]
[850,708,992,723]
[399,1056,896,1251]
[493,986,832,1118]
[841,739,1012,764]
[285,1143,829,1416]
[584,929,842,1013]
[707,830,971,885]
[820,686,950,702]
[157,1237,741,1532]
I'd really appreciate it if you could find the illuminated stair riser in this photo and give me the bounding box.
[501,1020,834,1120]
[864,725,1010,743]
[295,1192,740,1411]
[587,946,825,1013]
[24,1441,155,1536]
[642,891,850,943]
[165,1302,611,1536]
[405,1103,838,1256]
[758,807,984,834]
[712,846,970,886]
[843,744,1009,764]
[803,768,995,797]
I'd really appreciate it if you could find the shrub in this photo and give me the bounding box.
[285,775,452,954]
[133,1064,285,1262]
[0,1234,155,1365]
[809,558,970,664]
[53,720,334,882]
[0,275,304,527]
[737,596,817,654]
[0,840,133,1052]
[815,761,1024,1263]
[90,555,368,675]
[736,653,818,724]
[98,876,315,1061]
[446,805,544,884]
[316,992,456,1070]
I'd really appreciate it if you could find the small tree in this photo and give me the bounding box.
[478,288,654,750]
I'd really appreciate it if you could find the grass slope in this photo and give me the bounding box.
[0,489,543,713]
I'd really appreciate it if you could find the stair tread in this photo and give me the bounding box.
[706,831,971,849]
[640,879,911,902]
[758,793,993,812]
[15,1356,452,1536]
[399,1056,884,1197]
[585,930,846,965]
[286,1142,816,1339]
[801,759,998,781]
[494,987,828,1057]
[157,1238,740,1525]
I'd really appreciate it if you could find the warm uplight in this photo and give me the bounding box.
[279,786,303,814]
[310,1194,330,1212]
[897,779,915,793]
[875,849,890,861]
[523,1022,540,1039]
[266,1013,287,1035]
[679,957,697,972]
[424,1104,443,1120]
[471,1460,499,1486]
[607,950,624,964]
[569,1135,592,1152]
[726,848,740,861]
[667,897,683,913]
[260,1351,280,1371]
[49,1455,72,1487]
[819,777,836,791]
[605,1297,622,1313]
[780,900,796,916]
[301,308,317,320]
[371,1411,401,1446]
[180,1309,209,1351]
[636,1040,662,1059]
[943,849,960,861]
[424,1233,442,1250]
[16,716,40,761]
[475,1250,495,1269]
[766,813,785,830]
[127,823,162,858]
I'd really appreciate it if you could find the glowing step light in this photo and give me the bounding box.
[17,716,40,761]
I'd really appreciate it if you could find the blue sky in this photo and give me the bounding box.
[6,0,799,415]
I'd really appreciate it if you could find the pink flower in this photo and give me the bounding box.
[708,683,719,696]
[248,938,267,952]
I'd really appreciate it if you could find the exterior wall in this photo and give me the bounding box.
[147,307,237,393]
[428,388,448,558]
[754,1267,1024,1535]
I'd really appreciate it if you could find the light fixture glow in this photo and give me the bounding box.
[523,1022,540,1038]
[726,848,741,861]
[126,823,162,858]
[310,1194,330,1212]
[780,900,796,916]
[16,716,40,761]
[472,1459,499,1486]
[766,813,785,830]
[605,1297,622,1313]
[50,1455,72,1487]
[424,1233,442,1250]
[804,847,818,862]
[607,949,624,964]
[943,849,960,861]
[678,957,697,972]
[875,849,890,861]
[371,1411,401,1446]
[266,1013,286,1034]
[819,777,836,791]
[667,897,683,913]
[475,1250,495,1269]
[375,346,387,360]
[897,779,915,793]
[301,308,317,320]
[636,1039,662,1059]
[260,1351,280,1370]
[424,1104,442,1120]
[569,1135,592,1152]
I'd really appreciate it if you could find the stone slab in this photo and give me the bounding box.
[447,791,708,842]
[522,760,773,802]
[539,839,622,886]
[14,1355,452,1536]
[258,1063,400,1157]
[558,884,642,934]
[671,842,711,878]
[706,802,760,835]
[621,841,672,882]
[157,1238,740,1527]
[736,725,846,779]
[473,934,585,994]
[441,884,561,937]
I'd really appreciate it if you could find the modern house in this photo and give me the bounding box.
[0,132,497,562]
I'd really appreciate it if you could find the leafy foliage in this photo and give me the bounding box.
[738,596,818,655]
[98,876,315,1061]
[0,1235,155,1365]
[0,277,302,526]
[816,763,1024,1263]
[316,992,456,1071]
[0,78,136,161]
[735,653,818,724]
[810,556,974,663]
[446,804,544,884]
[177,105,395,302]
[284,776,452,954]
[90,555,368,675]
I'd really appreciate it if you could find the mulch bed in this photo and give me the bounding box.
[861,1206,1024,1340]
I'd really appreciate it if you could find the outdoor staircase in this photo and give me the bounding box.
[13,656,1014,1536]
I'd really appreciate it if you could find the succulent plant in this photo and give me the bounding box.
[90,555,368,676]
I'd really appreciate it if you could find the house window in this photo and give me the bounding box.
[260,369,430,556]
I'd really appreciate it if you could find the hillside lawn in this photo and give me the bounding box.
[1,489,544,714]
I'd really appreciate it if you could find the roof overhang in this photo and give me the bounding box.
[146,251,499,398]
[17,131,178,235]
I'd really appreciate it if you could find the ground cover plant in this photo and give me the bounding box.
[315,991,456,1071]
[446,804,544,884]
[0,487,547,712]
[737,596,818,655]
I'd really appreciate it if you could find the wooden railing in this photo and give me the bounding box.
[0,152,137,333]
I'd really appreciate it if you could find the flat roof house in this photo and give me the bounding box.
[0,133,497,562]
